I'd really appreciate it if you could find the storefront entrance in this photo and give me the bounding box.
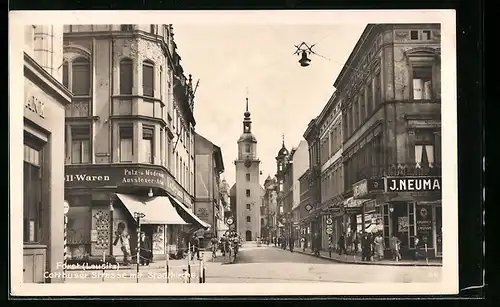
[246,230,252,241]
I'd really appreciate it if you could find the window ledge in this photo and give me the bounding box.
[66,116,99,121]
[23,244,48,249]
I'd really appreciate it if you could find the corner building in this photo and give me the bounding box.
[338,24,442,258]
[23,25,72,283]
[62,25,207,263]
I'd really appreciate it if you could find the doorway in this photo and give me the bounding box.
[435,206,442,257]
[245,230,252,241]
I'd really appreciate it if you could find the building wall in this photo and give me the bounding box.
[24,49,72,283]
[63,25,195,206]
[292,140,308,210]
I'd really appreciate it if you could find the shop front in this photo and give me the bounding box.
[352,176,442,259]
[23,54,72,283]
[382,176,442,258]
[64,164,207,263]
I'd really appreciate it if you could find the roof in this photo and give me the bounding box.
[238,132,257,143]
[277,145,289,157]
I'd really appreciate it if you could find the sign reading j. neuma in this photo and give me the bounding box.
[385,177,441,192]
[65,164,192,207]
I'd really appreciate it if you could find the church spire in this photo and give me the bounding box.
[282,133,285,147]
[243,95,252,133]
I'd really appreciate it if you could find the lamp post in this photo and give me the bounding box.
[133,211,145,283]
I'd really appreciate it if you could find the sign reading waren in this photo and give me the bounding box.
[385,177,441,192]
[65,165,192,207]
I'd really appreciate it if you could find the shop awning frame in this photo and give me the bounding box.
[168,194,211,230]
[116,193,188,225]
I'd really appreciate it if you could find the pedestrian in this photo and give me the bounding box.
[361,233,371,261]
[313,233,321,256]
[289,236,294,252]
[353,232,359,254]
[190,234,200,261]
[338,232,347,255]
[113,222,130,266]
[414,236,421,260]
[300,237,305,251]
[390,233,402,261]
[139,231,151,266]
[373,232,385,260]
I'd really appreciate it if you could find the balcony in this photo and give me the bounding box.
[351,163,442,187]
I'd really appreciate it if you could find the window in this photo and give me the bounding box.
[142,61,154,97]
[353,100,359,131]
[366,82,373,114]
[414,129,435,168]
[246,189,251,197]
[410,30,419,40]
[422,30,431,40]
[121,25,133,31]
[359,92,366,122]
[72,57,91,96]
[412,66,433,100]
[24,143,42,243]
[278,163,282,171]
[246,204,251,210]
[119,126,133,162]
[150,25,156,34]
[160,66,163,101]
[246,173,250,181]
[246,216,251,223]
[374,71,382,105]
[120,58,133,95]
[70,125,91,164]
[245,144,250,153]
[142,126,154,163]
[62,62,69,88]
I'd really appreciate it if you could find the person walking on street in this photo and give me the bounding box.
[373,232,385,260]
[313,233,321,256]
[190,234,200,261]
[390,233,402,261]
[289,236,294,252]
[139,231,151,266]
[338,232,347,255]
[361,233,371,261]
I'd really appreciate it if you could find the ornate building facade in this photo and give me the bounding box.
[62,24,208,264]
[337,24,442,258]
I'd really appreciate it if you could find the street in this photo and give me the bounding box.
[64,243,441,284]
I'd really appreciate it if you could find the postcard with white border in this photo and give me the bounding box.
[9,9,458,296]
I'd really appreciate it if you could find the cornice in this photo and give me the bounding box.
[24,53,73,106]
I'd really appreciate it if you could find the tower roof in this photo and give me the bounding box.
[276,133,289,157]
[238,96,257,143]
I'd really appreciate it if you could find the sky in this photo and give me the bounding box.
[172,24,366,186]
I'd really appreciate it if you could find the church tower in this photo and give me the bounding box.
[232,97,264,242]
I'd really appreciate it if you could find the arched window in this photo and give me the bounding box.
[120,58,133,95]
[71,57,91,96]
[246,216,251,222]
[142,60,154,97]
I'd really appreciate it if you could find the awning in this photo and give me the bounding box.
[168,194,211,230]
[116,193,188,225]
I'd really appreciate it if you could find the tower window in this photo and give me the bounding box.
[245,144,251,153]
[246,216,251,223]
[246,204,251,210]
[246,189,251,197]
[246,173,250,181]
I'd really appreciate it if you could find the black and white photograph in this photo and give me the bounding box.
[9,10,458,296]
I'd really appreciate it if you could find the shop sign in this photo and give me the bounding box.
[65,165,192,207]
[363,200,376,213]
[416,205,433,243]
[25,95,45,118]
[386,177,441,192]
[353,179,368,198]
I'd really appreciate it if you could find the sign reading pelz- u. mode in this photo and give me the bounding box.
[65,165,192,207]
[386,177,441,192]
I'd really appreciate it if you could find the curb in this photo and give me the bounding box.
[275,246,442,267]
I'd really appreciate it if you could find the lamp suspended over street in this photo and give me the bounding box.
[293,42,330,67]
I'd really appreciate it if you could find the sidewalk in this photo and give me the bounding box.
[273,246,442,267]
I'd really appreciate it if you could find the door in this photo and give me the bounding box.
[435,206,442,257]
[245,230,252,241]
